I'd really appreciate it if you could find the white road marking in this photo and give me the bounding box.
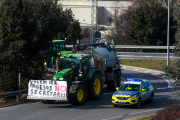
[164,79,174,88]
[102,115,123,120]
[128,108,163,116]
[103,108,163,120]
[156,87,166,90]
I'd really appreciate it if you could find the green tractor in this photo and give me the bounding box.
[45,40,71,69]
[44,41,121,105]
[29,40,121,105]
[53,53,103,105]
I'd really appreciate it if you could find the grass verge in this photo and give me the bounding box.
[127,114,156,120]
[120,59,176,71]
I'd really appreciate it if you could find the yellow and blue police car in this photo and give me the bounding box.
[112,78,154,108]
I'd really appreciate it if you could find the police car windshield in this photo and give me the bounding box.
[119,84,140,91]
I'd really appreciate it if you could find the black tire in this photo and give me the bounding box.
[107,72,118,91]
[68,83,86,105]
[41,100,55,104]
[149,94,153,103]
[113,104,118,107]
[88,72,103,100]
[136,98,141,108]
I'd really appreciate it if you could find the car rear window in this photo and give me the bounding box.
[119,84,140,91]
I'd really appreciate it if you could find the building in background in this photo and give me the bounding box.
[58,0,132,43]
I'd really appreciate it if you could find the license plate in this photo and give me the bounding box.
[119,101,126,103]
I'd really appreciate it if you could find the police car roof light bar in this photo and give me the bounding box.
[127,78,143,82]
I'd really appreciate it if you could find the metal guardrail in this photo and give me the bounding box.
[66,45,176,49]
[0,89,28,102]
[114,45,176,49]
[66,45,176,52]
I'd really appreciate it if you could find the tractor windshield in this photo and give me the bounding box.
[53,41,65,51]
[62,58,80,69]
[60,57,89,76]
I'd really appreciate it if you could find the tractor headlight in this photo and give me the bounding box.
[54,77,63,80]
[59,78,63,80]
[79,74,82,76]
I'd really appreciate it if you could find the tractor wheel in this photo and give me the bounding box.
[68,83,86,105]
[88,72,103,100]
[41,100,55,104]
[107,72,118,91]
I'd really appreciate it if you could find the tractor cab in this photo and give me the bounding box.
[58,54,90,77]
[46,40,71,68]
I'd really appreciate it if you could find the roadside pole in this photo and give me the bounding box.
[167,0,170,66]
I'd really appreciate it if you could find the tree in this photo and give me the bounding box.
[161,4,180,101]
[126,1,177,48]
[108,0,178,52]
[0,0,82,92]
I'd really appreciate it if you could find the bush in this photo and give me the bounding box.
[151,103,180,120]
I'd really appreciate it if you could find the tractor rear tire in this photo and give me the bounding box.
[107,72,118,91]
[42,100,55,104]
[68,83,86,105]
[88,72,103,100]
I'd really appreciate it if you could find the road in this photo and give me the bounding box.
[117,52,178,60]
[0,66,178,120]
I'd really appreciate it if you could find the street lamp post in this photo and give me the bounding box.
[167,0,170,66]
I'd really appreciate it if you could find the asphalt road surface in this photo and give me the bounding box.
[0,66,179,120]
[117,52,178,60]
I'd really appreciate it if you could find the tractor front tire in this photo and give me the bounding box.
[68,83,86,105]
[88,72,103,100]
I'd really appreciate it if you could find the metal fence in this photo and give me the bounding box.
[66,45,176,52]
[0,89,28,102]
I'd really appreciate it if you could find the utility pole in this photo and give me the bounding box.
[167,0,170,66]
[91,0,98,43]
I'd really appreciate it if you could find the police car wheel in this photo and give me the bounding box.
[149,94,153,103]
[136,98,141,108]
[113,104,118,107]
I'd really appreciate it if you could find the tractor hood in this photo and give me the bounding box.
[54,69,74,78]
[59,51,71,55]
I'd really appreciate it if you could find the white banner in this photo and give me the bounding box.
[27,80,67,100]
